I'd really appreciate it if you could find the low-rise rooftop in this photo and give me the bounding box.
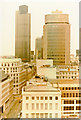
[23,84,60,92]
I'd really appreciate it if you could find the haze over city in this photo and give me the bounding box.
[0,0,79,56]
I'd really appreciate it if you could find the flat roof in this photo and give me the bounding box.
[50,79,80,84]
[0,58,21,63]
[23,85,60,92]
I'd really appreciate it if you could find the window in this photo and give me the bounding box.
[64,106,74,110]
[40,113,43,118]
[76,100,81,104]
[36,103,39,110]
[26,114,28,118]
[79,93,81,97]
[36,113,39,118]
[49,96,52,100]
[41,103,43,110]
[31,113,35,118]
[45,103,48,110]
[45,97,48,100]
[32,103,34,110]
[76,106,81,110]
[55,113,58,118]
[32,97,35,100]
[40,97,43,100]
[45,113,48,118]
[49,103,52,110]
[76,93,78,97]
[36,97,39,100]
[55,96,58,100]
[26,103,28,110]
[49,113,52,118]
[55,103,58,110]
[26,97,29,100]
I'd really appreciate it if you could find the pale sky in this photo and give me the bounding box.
[0,0,79,56]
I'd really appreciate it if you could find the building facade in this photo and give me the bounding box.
[15,5,31,62]
[51,79,80,118]
[0,70,13,115]
[56,65,79,80]
[43,10,70,65]
[22,84,61,118]
[0,58,26,95]
[35,37,43,59]
[36,59,56,79]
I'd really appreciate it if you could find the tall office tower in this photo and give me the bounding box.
[15,5,31,62]
[43,10,70,65]
[79,28,81,63]
[76,49,79,57]
[35,37,43,59]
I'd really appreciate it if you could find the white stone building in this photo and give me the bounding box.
[22,84,61,118]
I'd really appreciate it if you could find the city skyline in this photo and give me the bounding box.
[0,0,79,56]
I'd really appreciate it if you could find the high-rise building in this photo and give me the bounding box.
[43,10,70,65]
[35,37,43,59]
[15,5,31,62]
[76,49,79,57]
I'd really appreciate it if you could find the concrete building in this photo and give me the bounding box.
[31,51,34,60]
[70,54,79,66]
[43,10,70,65]
[36,59,56,79]
[0,58,27,95]
[35,37,43,59]
[15,5,31,62]
[22,83,61,118]
[76,50,79,57]
[56,65,79,80]
[79,28,81,64]
[0,70,13,116]
[51,79,80,118]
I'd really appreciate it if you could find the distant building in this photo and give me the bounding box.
[56,65,79,80]
[35,37,43,59]
[0,58,27,95]
[70,54,79,66]
[36,59,56,79]
[31,51,34,60]
[22,83,61,118]
[0,70,13,115]
[15,5,31,62]
[43,10,70,65]
[79,28,81,63]
[76,50,79,57]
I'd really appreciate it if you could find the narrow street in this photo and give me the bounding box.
[6,100,22,118]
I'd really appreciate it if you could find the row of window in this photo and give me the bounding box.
[1,63,18,66]
[57,76,77,79]
[60,87,80,90]
[64,106,81,110]
[26,103,55,110]
[59,72,77,74]
[26,113,58,118]
[62,93,81,97]
[26,96,58,100]
[64,100,81,105]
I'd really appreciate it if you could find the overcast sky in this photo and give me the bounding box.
[0,0,79,56]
